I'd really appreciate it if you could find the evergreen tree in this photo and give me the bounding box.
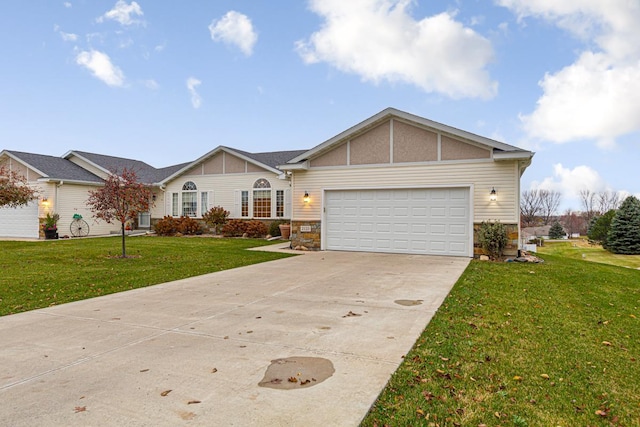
[607,196,640,254]
[549,221,565,239]
[587,210,616,248]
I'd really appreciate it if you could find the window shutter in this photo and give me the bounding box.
[233,190,240,218]
[208,191,215,209]
[284,189,291,219]
[165,192,171,217]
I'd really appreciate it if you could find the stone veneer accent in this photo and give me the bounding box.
[473,223,519,257]
[290,221,321,250]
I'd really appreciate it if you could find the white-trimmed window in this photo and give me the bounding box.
[201,192,208,216]
[182,181,197,217]
[171,193,179,216]
[253,178,271,218]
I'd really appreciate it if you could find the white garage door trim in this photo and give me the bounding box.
[0,201,40,239]
[322,186,473,257]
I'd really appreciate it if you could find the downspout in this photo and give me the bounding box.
[55,181,64,214]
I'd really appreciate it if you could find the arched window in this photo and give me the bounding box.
[182,181,197,217]
[253,178,271,218]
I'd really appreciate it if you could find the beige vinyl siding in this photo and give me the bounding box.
[55,184,116,236]
[164,172,290,219]
[150,190,166,219]
[292,161,519,223]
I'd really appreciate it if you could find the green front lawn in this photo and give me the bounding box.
[0,236,293,316]
[363,254,640,426]
[537,239,640,269]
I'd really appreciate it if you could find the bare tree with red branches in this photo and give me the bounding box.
[87,168,153,258]
[0,166,37,208]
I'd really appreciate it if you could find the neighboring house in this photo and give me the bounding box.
[280,108,534,257]
[159,146,307,220]
[0,147,305,238]
[1,108,534,257]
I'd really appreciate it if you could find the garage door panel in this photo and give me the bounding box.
[325,188,470,257]
[0,203,39,238]
[450,207,467,218]
[450,224,467,235]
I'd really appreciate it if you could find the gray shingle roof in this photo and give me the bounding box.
[6,151,103,183]
[229,148,308,169]
[70,151,163,184]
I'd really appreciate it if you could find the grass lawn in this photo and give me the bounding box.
[537,239,640,270]
[0,236,294,316]
[362,254,640,426]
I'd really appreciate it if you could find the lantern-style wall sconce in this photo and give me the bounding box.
[41,197,49,206]
[489,187,497,202]
[303,191,310,203]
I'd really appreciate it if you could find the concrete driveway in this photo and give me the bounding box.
[0,247,469,426]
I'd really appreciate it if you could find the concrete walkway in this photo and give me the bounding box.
[0,249,469,426]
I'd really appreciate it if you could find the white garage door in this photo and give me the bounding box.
[325,188,471,256]
[0,202,39,239]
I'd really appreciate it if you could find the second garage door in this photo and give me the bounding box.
[325,188,471,256]
[0,202,39,239]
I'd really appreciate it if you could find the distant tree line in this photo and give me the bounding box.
[520,188,640,254]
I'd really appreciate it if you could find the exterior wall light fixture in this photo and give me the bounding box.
[42,198,49,206]
[303,191,310,203]
[490,187,497,202]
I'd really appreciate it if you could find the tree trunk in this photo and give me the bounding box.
[121,221,126,258]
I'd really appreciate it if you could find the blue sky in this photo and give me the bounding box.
[2,0,639,211]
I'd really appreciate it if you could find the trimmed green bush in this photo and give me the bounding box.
[478,220,508,259]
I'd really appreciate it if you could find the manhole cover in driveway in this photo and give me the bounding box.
[258,357,335,390]
[394,299,423,306]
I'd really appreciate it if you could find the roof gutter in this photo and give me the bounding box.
[278,161,309,171]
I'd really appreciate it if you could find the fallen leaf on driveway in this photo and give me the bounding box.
[161,390,172,397]
[74,406,87,413]
[342,311,362,318]
[211,368,218,373]
[187,400,201,405]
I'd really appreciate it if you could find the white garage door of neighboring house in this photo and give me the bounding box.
[325,188,471,257]
[0,202,39,239]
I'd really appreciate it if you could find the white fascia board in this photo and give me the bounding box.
[493,151,534,161]
[37,178,104,186]
[278,161,309,171]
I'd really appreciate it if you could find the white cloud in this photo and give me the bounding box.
[98,0,144,26]
[186,77,202,109]
[76,50,125,87]
[63,2,72,8]
[142,79,159,90]
[521,52,640,148]
[295,0,497,99]
[208,11,257,56]
[54,24,78,41]
[60,31,78,41]
[531,163,607,209]
[498,0,640,146]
